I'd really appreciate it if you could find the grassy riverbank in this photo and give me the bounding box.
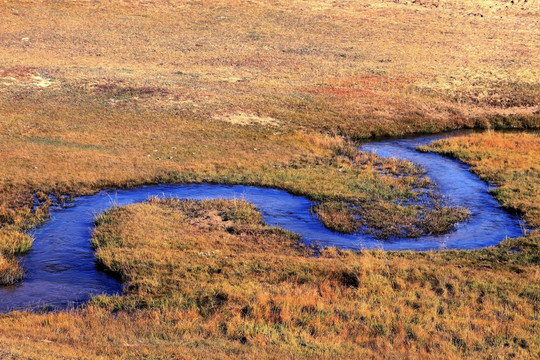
[0,199,537,359]
[421,131,540,228]
[0,133,470,283]
[0,0,539,277]
[0,130,538,359]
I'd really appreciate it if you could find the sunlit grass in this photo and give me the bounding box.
[0,226,33,285]
[0,254,24,286]
[2,197,538,359]
[0,0,538,258]
[0,226,32,255]
[0,0,539,357]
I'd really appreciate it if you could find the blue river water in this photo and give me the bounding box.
[0,132,523,312]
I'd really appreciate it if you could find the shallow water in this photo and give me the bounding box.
[0,132,523,312]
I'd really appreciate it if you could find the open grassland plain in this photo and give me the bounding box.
[0,0,539,279]
[0,198,537,359]
[0,0,539,357]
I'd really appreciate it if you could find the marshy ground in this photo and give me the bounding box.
[0,0,539,358]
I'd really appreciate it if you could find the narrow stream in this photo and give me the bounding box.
[0,132,523,312]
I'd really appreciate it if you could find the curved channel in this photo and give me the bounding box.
[0,132,523,312]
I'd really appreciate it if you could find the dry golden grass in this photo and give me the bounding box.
[0,226,33,285]
[1,198,538,359]
[0,227,32,256]
[0,0,538,236]
[0,1,539,357]
[1,0,539,136]
[0,254,24,285]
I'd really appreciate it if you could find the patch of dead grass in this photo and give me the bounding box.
[214,112,281,127]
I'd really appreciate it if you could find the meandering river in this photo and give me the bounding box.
[0,132,523,312]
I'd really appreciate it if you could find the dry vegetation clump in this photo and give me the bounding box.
[1,198,537,359]
[0,254,24,286]
[314,200,469,238]
[312,201,361,233]
[0,196,37,284]
[0,227,33,256]
[213,112,281,127]
[312,146,469,238]
[92,80,169,99]
[0,229,33,285]
[421,131,540,228]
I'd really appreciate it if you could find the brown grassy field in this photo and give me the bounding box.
[0,198,537,359]
[0,0,539,357]
[1,0,539,279]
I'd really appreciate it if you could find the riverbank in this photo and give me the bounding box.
[421,131,540,228]
[1,131,527,297]
[0,133,475,285]
[0,198,537,359]
[0,131,538,358]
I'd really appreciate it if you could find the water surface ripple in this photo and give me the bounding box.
[0,133,522,312]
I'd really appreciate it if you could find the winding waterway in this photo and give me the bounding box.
[0,132,523,312]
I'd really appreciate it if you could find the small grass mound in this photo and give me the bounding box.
[0,226,33,285]
[0,254,23,286]
[0,226,33,256]
[312,146,469,238]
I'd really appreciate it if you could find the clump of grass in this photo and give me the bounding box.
[0,226,33,256]
[93,80,169,99]
[0,254,23,286]
[312,145,469,238]
[312,201,360,233]
[419,204,470,234]
[0,191,51,230]
[0,226,33,285]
